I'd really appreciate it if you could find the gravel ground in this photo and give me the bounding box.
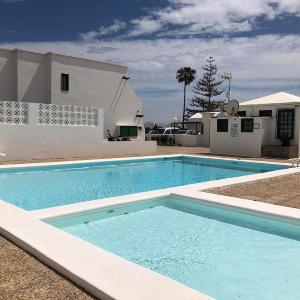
[0,236,96,300]
[207,173,300,209]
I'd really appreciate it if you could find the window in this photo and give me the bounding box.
[120,126,138,137]
[259,110,272,117]
[238,111,246,117]
[276,109,295,140]
[61,73,69,91]
[217,119,228,132]
[241,118,254,132]
[170,128,179,134]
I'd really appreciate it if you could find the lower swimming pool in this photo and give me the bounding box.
[0,156,287,210]
[48,196,300,300]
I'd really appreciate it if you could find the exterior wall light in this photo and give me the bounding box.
[136,110,144,118]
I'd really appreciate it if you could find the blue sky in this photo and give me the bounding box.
[0,0,300,122]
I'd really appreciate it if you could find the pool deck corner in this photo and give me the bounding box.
[0,200,212,300]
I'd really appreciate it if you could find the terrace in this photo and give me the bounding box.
[1,146,299,299]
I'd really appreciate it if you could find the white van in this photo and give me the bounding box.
[162,127,180,135]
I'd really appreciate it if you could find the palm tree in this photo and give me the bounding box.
[176,67,196,126]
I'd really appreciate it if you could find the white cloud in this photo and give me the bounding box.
[80,0,300,38]
[152,0,300,36]
[80,20,126,41]
[275,0,300,16]
[128,17,163,37]
[1,34,300,122]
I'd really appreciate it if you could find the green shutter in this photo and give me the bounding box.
[128,126,137,136]
[120,126,138,137]
[241,118,254,132]
[259,110,272,117]
[217,119,228,132]
[120,126,128,137]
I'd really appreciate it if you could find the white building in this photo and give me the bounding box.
[0,48,156,160]
[187,113,203,132]
[210,92,300,158]
[186,111,226,147]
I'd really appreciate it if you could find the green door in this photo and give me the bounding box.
[276,109,295,140]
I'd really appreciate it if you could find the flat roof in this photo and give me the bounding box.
[0,47,128,70]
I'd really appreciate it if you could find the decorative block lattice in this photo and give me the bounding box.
[0,101,29,125]
[38,104,98,126]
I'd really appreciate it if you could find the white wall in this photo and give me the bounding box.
[0,49,16,100]
[200,112,213,147]
[0,102,156,161]
[17,50,50,103]
[239,104,300,147]
[0,102,103,160]
[145,133,208,147]
[101,140,156,157]
[50,53,144,139]
[174,135,207,147]
[210,117,271,157]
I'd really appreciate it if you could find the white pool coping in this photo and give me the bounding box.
[0,153,291,170]
[1,154,300,300]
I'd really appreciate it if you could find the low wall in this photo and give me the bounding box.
[262,145,298,159]
[0,124,104,160]
[146,134,207,147]
[102,141,157,157]
[210,117,269,157]
[0,101,156,161]
[174,135,205,147]
[0,139,156,161]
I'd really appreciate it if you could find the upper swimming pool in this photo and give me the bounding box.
[0,156,287,211]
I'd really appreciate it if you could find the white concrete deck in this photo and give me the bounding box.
[0,154,300,300]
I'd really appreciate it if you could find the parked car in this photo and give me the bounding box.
[148,128,164,134]
[185,130,197,135]
[162,127,180,135]
[178,130,188,134]
[177,130,197,135]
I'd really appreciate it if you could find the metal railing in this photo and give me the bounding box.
[291,157,300,167]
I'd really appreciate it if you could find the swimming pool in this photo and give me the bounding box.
[48,196,300,300]
[0,156,287,211]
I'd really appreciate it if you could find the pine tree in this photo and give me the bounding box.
[188,57,224,112]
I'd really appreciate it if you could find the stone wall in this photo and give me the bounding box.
[261,145,298,159]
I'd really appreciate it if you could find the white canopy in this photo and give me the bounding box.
[188,113,202,122]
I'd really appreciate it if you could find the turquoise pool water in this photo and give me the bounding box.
[0,156,286,210]
[48,197,300,300]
